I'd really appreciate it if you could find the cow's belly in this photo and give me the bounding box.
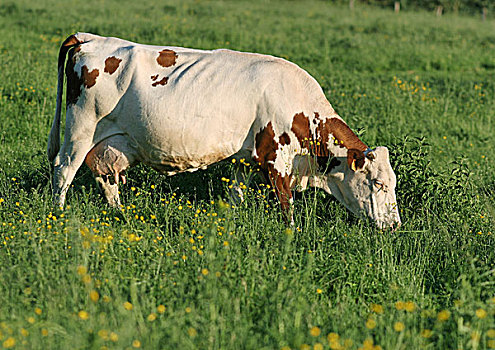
[101,110,255,174]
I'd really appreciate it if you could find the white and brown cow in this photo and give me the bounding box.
[48,33,400,228]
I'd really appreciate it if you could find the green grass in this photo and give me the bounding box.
[0,0,494,349]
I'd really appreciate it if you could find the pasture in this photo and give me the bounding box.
[0,0,494,348]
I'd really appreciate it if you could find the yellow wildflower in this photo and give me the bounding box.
[147,313,157,322]
[109,332,118,342]
[437,310,450,322]
[313,343,323,350]
[132,339,141,348]
[475,308,487,319]
[123,302,133,311]
[421,329,433,338]
[394,322,405,332]
[187,328,197,337]
[78,310,89,320]
[327,332,339,343]
[365,318,376,329]
[2,337,16,348]
[310,326,321,337]
[157,305,166,313]
[89,290,99,302]
[370,304,383,314]
[404,301,416,312]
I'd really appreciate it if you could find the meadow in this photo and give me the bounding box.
[0,0,494,348]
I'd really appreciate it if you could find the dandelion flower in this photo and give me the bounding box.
[437,310,450,322]
[404,301,416,312]
[98,329,109,340]
[314,343,323,350]
[475,308,487,319]
[310,326,321,337]
[123,302,133,311]
[327,333,339,343]
[187,328,197,337]
[365,318,376,330]
[370,304,383,314]
[157,305,166,313]
[34,307,42,315]
[132,339,141,348]
[110,332,119,342]
[147,313,157,322]
[78,310,89,320]
[421,329,432,338]
[89,290,99,302]
[2,337,16,348]
[393,322,405,332]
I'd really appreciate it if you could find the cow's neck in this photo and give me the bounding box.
[313,115,367,158]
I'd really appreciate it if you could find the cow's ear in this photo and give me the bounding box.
[347,149,366,172]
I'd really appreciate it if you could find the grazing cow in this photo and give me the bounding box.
[48,33,401,229]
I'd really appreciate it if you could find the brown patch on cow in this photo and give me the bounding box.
[157,49,178,68]
[254,122,278,166]
[82,65,99,88]
[347,148,366,171]
[291,112,311,148]
[62,34,81,48]
[151,74,159,81]
[104,56,122,75]
[65,60,99,105]
[326,118,367,151]
[65,48,83,106]
[279,132,291,146]
[152,76,169,87]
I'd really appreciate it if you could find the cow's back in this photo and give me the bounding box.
[71,33,333,172]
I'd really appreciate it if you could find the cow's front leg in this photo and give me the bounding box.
[266,164,294,226]
[95,176,121,207]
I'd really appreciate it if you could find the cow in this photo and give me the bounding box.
[48,33,401,229]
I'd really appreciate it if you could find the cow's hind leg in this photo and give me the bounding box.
[52,113,96,207]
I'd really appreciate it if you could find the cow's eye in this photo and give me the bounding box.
[374,180,384,189]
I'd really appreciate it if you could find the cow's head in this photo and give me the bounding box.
[313,146,401,229]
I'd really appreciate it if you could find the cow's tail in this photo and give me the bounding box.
[47,34,82,163]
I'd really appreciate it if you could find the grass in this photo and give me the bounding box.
[0,0,494,349]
